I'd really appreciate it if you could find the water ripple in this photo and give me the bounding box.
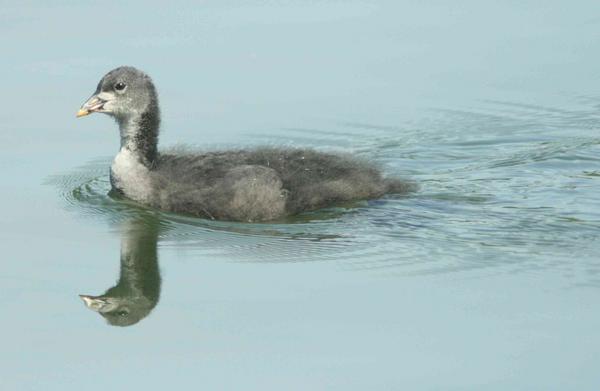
[48,96,600,287]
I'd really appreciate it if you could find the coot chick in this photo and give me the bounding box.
[77,66,412,222]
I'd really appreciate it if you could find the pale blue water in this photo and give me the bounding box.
[2,1,600,390]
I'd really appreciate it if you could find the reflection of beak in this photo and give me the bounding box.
[76,95,107,118]
[79,294,117,313]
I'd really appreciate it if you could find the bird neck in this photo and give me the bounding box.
[106,218,161,301]
[117,105,160,167]
[116,225,161,300]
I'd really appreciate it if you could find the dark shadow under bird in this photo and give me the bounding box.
[77,66,414,222]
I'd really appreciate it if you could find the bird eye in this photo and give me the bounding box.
[117,310,129,317]
[114,82,127,91]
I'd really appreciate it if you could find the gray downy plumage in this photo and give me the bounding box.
[77,66,414,222]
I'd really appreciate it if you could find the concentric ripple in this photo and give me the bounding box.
[49,97,600,286]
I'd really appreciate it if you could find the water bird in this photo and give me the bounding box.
[77,66,413,222]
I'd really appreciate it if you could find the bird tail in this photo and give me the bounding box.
[384,177,418,194]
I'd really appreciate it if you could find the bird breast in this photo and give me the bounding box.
[111,148,153,203]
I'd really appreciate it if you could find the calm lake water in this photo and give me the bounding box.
[2,1,600,390]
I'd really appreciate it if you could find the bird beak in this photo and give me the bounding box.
[76,94,107,118]
[79,294,117,313]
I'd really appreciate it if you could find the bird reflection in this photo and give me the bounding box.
[80,213,161,327]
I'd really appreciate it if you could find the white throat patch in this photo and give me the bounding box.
[111,148,152,203]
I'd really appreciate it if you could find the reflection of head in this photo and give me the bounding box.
[80,214,161,327]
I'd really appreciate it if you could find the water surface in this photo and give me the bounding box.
[1,1,600,390]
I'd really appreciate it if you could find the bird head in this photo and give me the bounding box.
[79,294,154,327]
[76,66,158,121]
